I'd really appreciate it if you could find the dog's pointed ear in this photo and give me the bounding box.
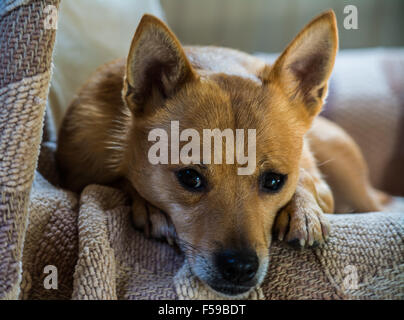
[123,14,196,114]
[263,10,338,123]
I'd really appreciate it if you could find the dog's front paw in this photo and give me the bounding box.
[274,190,331,248]
[131,194,177,246]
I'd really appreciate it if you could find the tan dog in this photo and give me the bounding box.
[56,10,389,297]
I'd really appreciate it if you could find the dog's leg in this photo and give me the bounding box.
[117,179,177,245]
[274,144,333,248]
[307,117,390,213]
[131,192,177,245]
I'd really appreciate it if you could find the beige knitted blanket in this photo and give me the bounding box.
[1,1,403,300]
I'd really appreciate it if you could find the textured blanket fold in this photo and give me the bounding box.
[0,0,59,299]
[21,172,404,300]
[0,0,403,300]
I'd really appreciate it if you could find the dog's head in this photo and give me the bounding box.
[122,12,338,296]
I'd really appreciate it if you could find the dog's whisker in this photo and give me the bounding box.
[317,158,335,167]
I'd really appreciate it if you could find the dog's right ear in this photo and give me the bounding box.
[123,14,196,114]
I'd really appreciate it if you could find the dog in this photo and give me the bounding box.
[56,10,389,297]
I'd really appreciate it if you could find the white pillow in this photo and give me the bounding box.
[49,0,165,130]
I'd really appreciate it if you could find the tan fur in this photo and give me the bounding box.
[56,11,388,297]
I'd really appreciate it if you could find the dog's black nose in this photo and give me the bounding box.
[215,249,259,284]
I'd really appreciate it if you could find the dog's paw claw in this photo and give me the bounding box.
[311,240,320,248]
[287,238,305,249]
[274,199,330,249]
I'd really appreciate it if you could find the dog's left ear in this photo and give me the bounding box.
[263,10,338,123]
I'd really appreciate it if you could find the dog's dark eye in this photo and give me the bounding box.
[176,169,205,191]
[260,172,286,193]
